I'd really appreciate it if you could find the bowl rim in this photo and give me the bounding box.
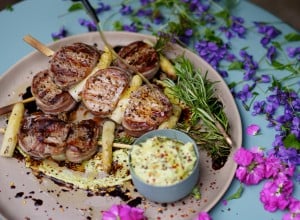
[129,129,200,188]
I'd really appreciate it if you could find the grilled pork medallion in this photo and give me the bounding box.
[66,119,100,163]
[50,42,101,90]
[117,41,159,79]
[18,114,70,160]
[81,67,130,117]
[122,85,173,137]
[18,114,100,162]
[31,69,77,114]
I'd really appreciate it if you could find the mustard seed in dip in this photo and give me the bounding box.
[130,136,197,186]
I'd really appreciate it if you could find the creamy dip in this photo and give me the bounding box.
[130,136,197,186]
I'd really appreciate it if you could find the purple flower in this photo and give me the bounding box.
[246,124,260,136]
[218,70,228,78]
[252,100,266,115]
[276,146,300,166]
[96,2,111,14]
[254,22,281,47]
[260,74,271,83]
[194,212,212,220]
[122,23,138,32]
[78,18,97,31]
[120,4,133,15]
[291,116,300,139]
[102,204,146,220]
[195,40,230,71]
[236,84,253,102]
[266,46,277,61]
[260,174,293,212]
[238,49,258,80]
[51,26,67,40]
[219,16,246,39]
[152,11,165,24]
[231,16,246,38]
[286,46,300,59]
[137,8,153,17]
[139,0,154,6]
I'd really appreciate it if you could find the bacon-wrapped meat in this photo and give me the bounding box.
[50,42,101,90]
[81,67,130,117]
[116,41,159,79]
[31,69,76,115]
[122,85,172,137]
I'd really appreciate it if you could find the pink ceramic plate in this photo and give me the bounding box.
[0,31,242,220]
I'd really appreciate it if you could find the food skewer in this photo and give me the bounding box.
[0,127,132,149]
[23,35,54,57]
[0,97,35,115]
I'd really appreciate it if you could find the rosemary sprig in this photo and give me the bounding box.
[163,56,232,149]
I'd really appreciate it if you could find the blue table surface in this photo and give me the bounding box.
[0,0,299,220]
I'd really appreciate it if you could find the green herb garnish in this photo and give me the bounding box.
[163,56,232,167]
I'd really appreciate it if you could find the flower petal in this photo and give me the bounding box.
[246,124,260,136]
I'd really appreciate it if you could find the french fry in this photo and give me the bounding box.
[101,120,116,173]
[158,104,182,129]
[68,46,113,102]
[0,102,25,157]
[110,74,143,124]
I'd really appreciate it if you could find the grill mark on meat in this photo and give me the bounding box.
[18,114,100,163]
[31,69,76,114]
[122,85,172,137]
[81,67,130,117]
[65,119,99,163]
[117,41,159,79]
[18,114,70,160]
[50,42,101,90]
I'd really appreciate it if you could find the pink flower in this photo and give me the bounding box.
[102,204,146,220]
[264,155,283,178]
[235,162,265,185]
[234,148,265,185]
[264,155,295,179]
[283,198,300,220]
[260,174,293,212]
[246,124,260,135]
[234,148,254,166]
[194,212,212,220]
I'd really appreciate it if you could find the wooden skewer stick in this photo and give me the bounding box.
[0,97,35,116]
[0,36,54,116]
[23,35,55,57]
[98,141,132,150]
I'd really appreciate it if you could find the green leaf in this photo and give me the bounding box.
[113,21,123,31]
[204,28,223,45]
[5,5,14,11]
[271,60,285,70]
[226,184,243,201]
[228,81,237,89]
[228,61,243,70]
[271,41,283,51]
[283,134,300,150]
[215,10,230,20]
[191,186,201,200]
[284,33,300,42]
[215,10,231,26]
[68,3,83,12]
